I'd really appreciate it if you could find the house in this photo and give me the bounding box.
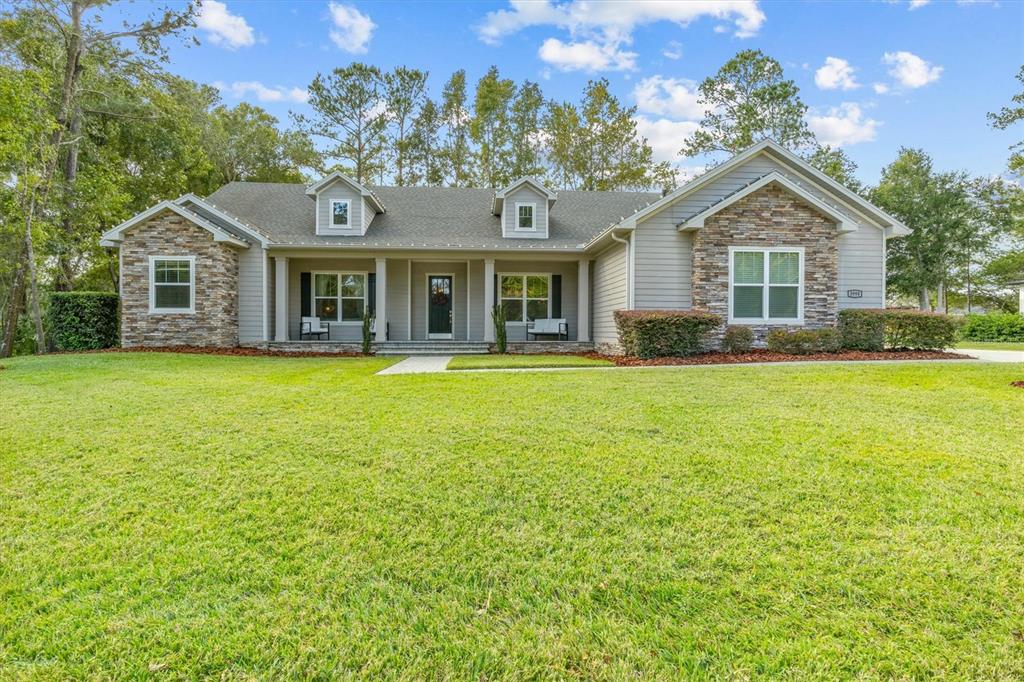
[99,140,912,353]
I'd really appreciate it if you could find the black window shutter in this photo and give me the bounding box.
[493,274,498,306]
[300,272,311,316]
[551,275,562,317]
[368,273,376,317]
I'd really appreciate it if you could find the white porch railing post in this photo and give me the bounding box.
[577,258,591,342]
[484,258,495,342]
[375,257,387,342]
[274,256,288,342]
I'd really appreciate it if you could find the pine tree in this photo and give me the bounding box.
[383,67,428,186]
[470,66,515,188]
[440,70,474,187]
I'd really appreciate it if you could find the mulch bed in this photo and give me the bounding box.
[1011,381,1024,389]
[93,345,366,358]
[586,349,971,367]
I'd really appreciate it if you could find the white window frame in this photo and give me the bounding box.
[311,271,367,325]
[727,246,804,325]
[498,272,551,325]
[514,202,536,231]
[149,255,195,314]
[331,200,350,227]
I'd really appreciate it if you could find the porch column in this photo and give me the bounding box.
[484,258,495,342]
[577,258,591,342]
[375,257,387,342]
[274,256,289,342]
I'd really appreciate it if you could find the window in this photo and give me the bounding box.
[331,200,349,226]
[500,274,549,323]
[149,256,194,313]
[729,247,803,323]
[516,203,535,230]
[313,272,365,322]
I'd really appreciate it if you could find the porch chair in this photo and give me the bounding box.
[300,316,329,340]
[527,318,568,341]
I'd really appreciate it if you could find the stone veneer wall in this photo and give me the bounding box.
[120,210,239,347]
[692,183,839,342]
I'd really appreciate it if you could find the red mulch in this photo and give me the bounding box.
[93,345,366,358]
[591,349,971,367]
[1011,381,1024,389]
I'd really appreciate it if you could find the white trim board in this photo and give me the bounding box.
[100,201,249,248]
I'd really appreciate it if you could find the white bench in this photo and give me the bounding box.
[527,318,568,340]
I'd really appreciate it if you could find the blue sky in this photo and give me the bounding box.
[123,0,1021,185]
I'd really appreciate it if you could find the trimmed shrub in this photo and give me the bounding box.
[838,309,886,351]
[48,291,119,351]
[766,328,842,355]
[885,309,958,350]
[722,325,754,354]
[959,312,1024,342]
[614,309,720,358]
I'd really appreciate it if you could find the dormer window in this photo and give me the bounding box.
[332,200,349,227]
[516,203,535,231]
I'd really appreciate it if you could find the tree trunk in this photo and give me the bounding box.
[56,106,83,291]
[0,249,27,358]
[919,287,932,312]
[107,249,119,293]
[23,196,46,354]
[936,280,946,313]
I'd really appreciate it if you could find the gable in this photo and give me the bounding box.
[502,184,550,239]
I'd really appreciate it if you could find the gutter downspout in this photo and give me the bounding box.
[610,230,634,309]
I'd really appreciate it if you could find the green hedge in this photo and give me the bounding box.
[48,292,119,351]
[766,328,841,355]
[837,308,957,351]
[959,312,1024,342]
[614,309,720,358]
[722,325,754,354]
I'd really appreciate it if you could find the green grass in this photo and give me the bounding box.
[2,353,1023,679]
[447,353,613,370]
[955,340,1024,351]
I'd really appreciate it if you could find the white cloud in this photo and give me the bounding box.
[814,57,860,91]
[327,2,375,53]
[908,0,930,9]
[634,115,701,164]
[882,51,943,88]
[872,82,890,94]
[478,1,765,72]
[218,81,310,104]
[807,103,880,147]
[662,40,683,60]
[633,76,704,119]
[196,0,255,49]
[538,38,636,72]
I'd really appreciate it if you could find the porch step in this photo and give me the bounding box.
[376,342,490,356]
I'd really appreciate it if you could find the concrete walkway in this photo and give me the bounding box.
[956,348,1024,363]
[377,355,453,375]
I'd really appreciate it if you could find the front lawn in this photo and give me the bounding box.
[447,353,613,370]
[2,353,1023,678]
[956,341,1024,351]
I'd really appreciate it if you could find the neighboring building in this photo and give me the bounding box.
[99,140,911,352]
[1008,280,1024,313]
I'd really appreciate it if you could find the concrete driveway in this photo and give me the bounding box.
[956,348,1024,363]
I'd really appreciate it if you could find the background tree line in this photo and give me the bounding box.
[1,0,1021,357]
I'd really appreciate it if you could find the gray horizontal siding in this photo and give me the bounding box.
[591,242,627,346]
[411,261,469,340]
[237,245,265,342]
[316,180,364,236]
[386,258,410,341]
[838,227,885,308]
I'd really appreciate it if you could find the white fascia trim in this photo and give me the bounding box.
[678,172,857,233]
[304,172,386,213]
[174,194,271,245]
[99,201,249,248]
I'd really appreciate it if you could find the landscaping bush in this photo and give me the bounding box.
[884,309,958,350]
[614,309,720,358]
[47,292,119,351]
[361,308,372,354]
[766,328,842,355]
[959,312,1024,342]
[491,304,507,354]
[838,309,886,351]
[722,325,754,354]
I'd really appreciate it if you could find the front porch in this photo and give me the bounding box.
[258,339,596,355]
[265,252,593,347]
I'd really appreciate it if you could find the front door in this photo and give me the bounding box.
[428,275,453,339]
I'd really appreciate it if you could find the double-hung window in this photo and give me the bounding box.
[516,203,535,230]
[331,200,349,227]
[313,272,365,322]
[729,247,803,323]
[500,274,549,322]
[149,256,194,313]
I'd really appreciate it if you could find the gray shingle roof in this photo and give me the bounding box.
[204,182,659,250]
